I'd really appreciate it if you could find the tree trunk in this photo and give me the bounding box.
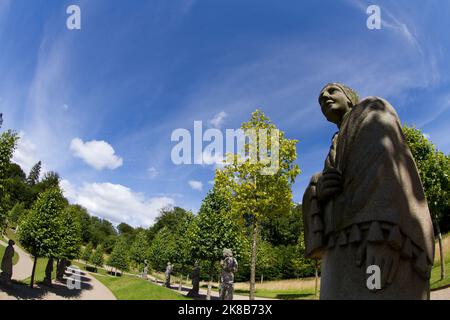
[249,219,258,300]
[261,274,263,284]
[30,256,38,288]
[314,260,319,299]
[206,273,213,300]
[436,223,445,280]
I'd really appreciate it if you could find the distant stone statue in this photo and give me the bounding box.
[302,83,434,300]
[187,261,200,297]
[0,240,15,285]
[220,249,238,300]
[142,259,148,280]
[165,262,173,287]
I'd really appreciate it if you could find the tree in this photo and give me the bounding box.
[82,243,94,266]
[0,130,19,231]
[27,161,42,186]
[8,202,27,229]
[58,206,82,261]
[215,109,300,299]
[148,227,177,272]
[146,207,190,242]
[108,237,130,275]
[91,244,105,272]
[130,230,149,268]
[403,125,450,280]
[188,188,244,300]
[18,187,66,288]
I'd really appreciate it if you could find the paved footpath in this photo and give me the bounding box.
[0,239,115,300]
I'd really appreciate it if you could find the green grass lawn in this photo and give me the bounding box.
[20,257,56,286]
[234,288,317,300]
[0,244,19,265]
[430,254,450,290]
[73,261,191,300]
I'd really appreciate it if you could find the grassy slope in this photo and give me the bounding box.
[430,232,450,290]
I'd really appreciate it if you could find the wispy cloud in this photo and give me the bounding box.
[188,180,203,191]
[208,111,228,128]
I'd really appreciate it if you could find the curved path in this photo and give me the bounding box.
[0,238,115,300]
[431,287,450,300]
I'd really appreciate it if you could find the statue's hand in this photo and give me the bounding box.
[365,242,401,289]
[317,168,343,202]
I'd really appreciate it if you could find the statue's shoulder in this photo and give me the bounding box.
[356,96,399,119]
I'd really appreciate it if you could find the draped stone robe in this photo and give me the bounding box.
[303,97,435,300]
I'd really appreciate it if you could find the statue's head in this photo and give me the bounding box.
[167,262,171,266]
[223,248,233,258]
[319,83,359,125]
[8,240,15,246]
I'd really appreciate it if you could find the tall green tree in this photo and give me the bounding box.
[18,187,66,288]
[0,130,19,231]
[148,227,177,272]
[58,206,82,261]
[130,230,149,268]
[27,161,42,186]
[91,244,105,272]
[108,237,130,275]
[82,243,94,266]
[215,109,300,299]
[403,125,450,280]
[188,188,244,300]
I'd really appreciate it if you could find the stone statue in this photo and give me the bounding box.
[302,83,434,300]
[44,257,54,286]
[142,259,148,280]
[0,240,15,285]
[219,249,238,300]
[165,262,173,287]
[56,258,68,282]
[187,261,200,297]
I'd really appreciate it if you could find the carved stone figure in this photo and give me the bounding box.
[219,249,238,300]
[187,261,200,297]
[0,240,15,285]
[56,258,68,281]
[142,259,148,280]
[165,262,173,287]
[303,83,434,300]
[44,257,54,286]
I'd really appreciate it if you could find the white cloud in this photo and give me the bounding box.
[188,180,203,191]
[147,166,158,179]
[60,179,174,227]
[12,131,48,175]
[70,138,123,170]
[208,111,228,128]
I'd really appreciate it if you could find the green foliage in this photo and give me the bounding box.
[108,237,130,272]
[82,243,93,263]
[58,206,82,260]
[130,230,149,267]
[0,130,19,231]
[188,188,244,275]
[148,227,177,272]
[7,202,27,228]
[403,125,450,232]
[146,207,191,242]
[92,244,105,269]
[18,187,66,258]
[26,161,41,186]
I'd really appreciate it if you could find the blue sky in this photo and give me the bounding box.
[1,0,449,227]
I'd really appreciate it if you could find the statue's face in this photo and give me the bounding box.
[319,85,352,125]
